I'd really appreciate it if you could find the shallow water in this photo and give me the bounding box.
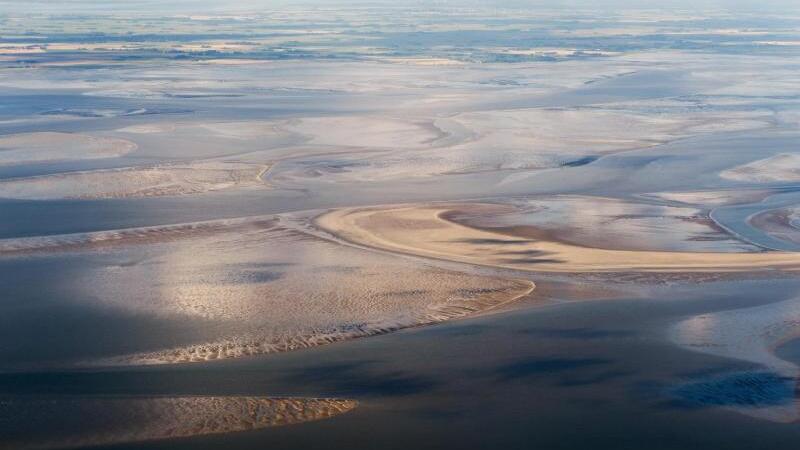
[2,3,800,448]
[5,280,800,449]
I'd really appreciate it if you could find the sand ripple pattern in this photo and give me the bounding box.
[100,279,533,365]
[0,214,533,368]
[0,396,357,449]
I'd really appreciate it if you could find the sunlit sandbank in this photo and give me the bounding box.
[1,2,800,446]
[0,396,357,449]
[0,216,533,368]
[315,203,800,272]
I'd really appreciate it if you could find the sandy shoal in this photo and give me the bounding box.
[315,203,800,272]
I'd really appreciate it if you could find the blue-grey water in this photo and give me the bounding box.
[2,2,800,449]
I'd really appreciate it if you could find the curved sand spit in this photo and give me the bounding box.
[316,203,800,272]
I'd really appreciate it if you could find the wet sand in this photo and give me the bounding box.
[0,396,357,449]
[750,207,800,246]
[7,279,799,450]
[447,195,759,253]
[2,4,800,448]
[0,216,534,368]
[721,154,800,184]
[316,203,800,272]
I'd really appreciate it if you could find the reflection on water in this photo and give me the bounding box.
[1,4,800,449]
[3,280,800,449]
[454,196,758,252]
[0,396,357,449]
[672,297,800,375]
[672,296,800,421]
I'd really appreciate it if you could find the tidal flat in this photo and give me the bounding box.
[2,1,800,448]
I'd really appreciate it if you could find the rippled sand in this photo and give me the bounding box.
[0,396,357,449]
[2,5,799,441]
[0,215,533,367]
